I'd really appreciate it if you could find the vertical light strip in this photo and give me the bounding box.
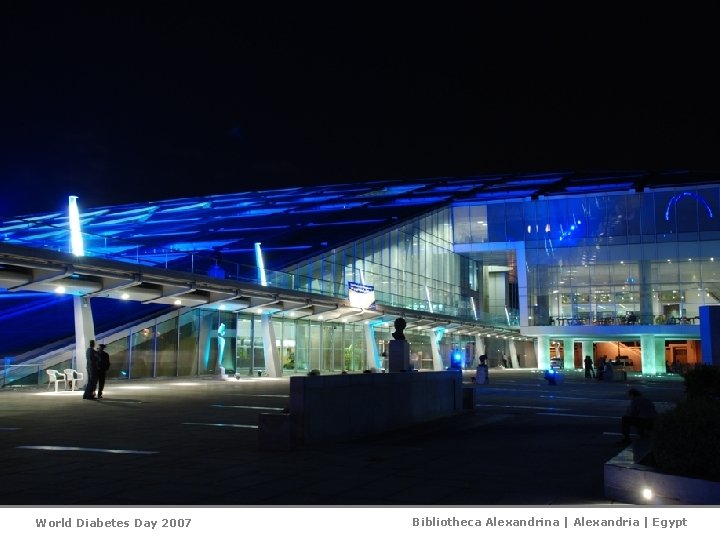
[68,195,84,256]
[425,285,434,314]
[470,297,478,320]
[254,242,267,286]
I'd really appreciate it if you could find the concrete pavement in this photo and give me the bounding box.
[0,369,686,505]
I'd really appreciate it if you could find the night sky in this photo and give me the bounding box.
[3,4,720,216]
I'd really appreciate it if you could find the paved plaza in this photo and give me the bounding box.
[0,369,685,506]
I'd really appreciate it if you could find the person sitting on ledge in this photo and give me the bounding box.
[618,388,658,445]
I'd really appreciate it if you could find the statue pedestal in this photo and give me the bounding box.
[388,340,410,372]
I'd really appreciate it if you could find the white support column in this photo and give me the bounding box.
[508,339,519,368]
[363,323,381,371]
[431,329,445,371]
[475,335,486,364]
[563,338,575,370]
[73,296,95,377]
[537,335,550,370]
[581,340,594,363]
[641,334,666,375]
[261,313,282,377]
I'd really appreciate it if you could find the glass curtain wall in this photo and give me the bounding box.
[96,307,479,380]
[283,209,482,322]
[452,186,720,326]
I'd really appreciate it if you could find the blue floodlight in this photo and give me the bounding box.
[68,196,84,256]
[254,242,267,286]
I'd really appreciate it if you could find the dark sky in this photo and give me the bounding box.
[2,4,720,215]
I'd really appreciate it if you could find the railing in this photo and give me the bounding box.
[1,362,69,388]
[544,313,700,327]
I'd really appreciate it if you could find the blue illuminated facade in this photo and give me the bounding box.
[2,170,718,381]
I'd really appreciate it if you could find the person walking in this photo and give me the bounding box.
[97,343,110,398]
[618,388,658,445]
[584,355,595,378]
[475,354,489,384]
[83,340,100,400]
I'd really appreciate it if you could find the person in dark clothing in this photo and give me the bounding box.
[83,339,99,400]
[584,355,595,378]
[618,388,658,445]
[97,343,110,398]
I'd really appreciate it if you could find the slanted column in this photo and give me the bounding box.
[431,328,445,371]
[537,335,550,370]
[641,334,666,375]
[508,339,519,368]
[261,313,282,377]
[73,296,96,377]
[563,338,575,370]
[363,323,381,371]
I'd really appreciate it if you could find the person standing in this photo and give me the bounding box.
[97,344,110,398]
[83,340,99,400]
[475,354,489,384]
[584,355,595,378]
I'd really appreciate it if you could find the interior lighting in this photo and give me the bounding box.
[219,304,226,310]
[54,286,66,294]
[641,487,653,501]
[121,293,130,300]
[174,299,182,305]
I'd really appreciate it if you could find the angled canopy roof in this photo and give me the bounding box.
[2,170,718,271]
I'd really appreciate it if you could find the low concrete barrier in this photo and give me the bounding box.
[259,370,463,449]
[605,447,720,504]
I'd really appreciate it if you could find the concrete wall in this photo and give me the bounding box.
[288,370,462,445]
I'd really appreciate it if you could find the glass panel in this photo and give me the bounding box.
[131,325,155,379]
[178,311,198,377]
[309,323,322,371]
[295,320,310,372]
[106,335,130,380]
[279,319,296,372]
[156,317,178,377]
[252,317,265,373]
[236,316,253,374]
[343,324,364,372]
[197,310,217,376]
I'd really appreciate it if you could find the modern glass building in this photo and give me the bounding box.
[1,170,717,385]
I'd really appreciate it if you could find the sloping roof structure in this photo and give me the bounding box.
[3,170,718,273]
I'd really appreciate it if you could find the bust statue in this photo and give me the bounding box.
[392,317,407,340]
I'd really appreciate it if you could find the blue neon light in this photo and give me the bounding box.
[665,191,713,220]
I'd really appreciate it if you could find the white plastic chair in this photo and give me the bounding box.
[46,370,66,392]
[63,369,84,391]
